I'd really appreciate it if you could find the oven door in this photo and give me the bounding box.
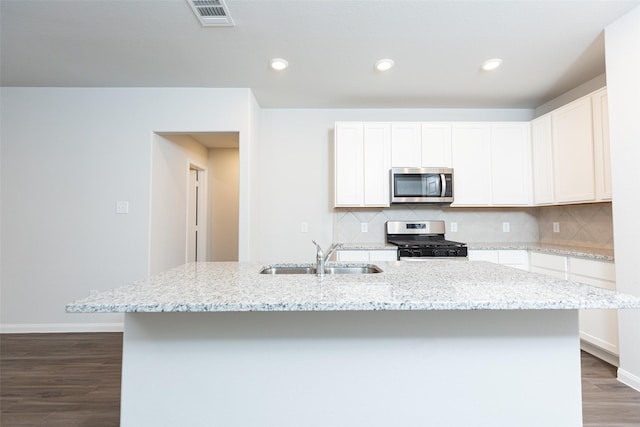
[391,168,453,203]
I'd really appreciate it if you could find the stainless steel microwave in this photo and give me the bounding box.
[390,167,454,204]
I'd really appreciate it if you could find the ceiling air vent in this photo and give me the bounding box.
[187,0,234,27]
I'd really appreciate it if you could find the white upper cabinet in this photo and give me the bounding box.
[390,123,422,167]
[334,122,364,206]
[552,96,596,203]
[591,88,612,201]
[450,122,531,207]
[363,123,392,206]
[450,123,492,206]
[490,123,532,206]
[334,88,611,210]
[421,123,452,167]
[334,122,391,207]
[531,114,555,205]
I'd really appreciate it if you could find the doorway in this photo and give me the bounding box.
[149,132,239,274]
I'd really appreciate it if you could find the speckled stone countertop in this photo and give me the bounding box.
[466,242,614,261]
[338,243,397,250]
[338,242,614,261]
[66,261,640,313]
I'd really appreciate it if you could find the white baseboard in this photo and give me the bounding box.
[0,323,124,334]
[580,339,619,367]
[618,368,640,392]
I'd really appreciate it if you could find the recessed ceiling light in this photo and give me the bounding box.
[375,59,395,72]
[270,58,289,71]
[481,58,503,71]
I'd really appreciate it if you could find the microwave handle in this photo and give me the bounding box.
[440,174,447,197]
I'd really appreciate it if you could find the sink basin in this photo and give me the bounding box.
[259,264,383,275]
[324,265,383,274]
[260,265,317,275]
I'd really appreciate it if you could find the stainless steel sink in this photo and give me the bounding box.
[259,264,382,275]
[260,265,317,275]
[324,265,383,274]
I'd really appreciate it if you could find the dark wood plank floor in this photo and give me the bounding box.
[1,333,122,426]
[2,333,639,426]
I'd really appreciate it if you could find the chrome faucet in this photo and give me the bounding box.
[312,241,342,277]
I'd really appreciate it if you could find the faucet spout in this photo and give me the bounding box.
[312,240,325,277]
[312,241,342,277]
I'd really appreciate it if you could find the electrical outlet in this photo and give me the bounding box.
[116,201,129,214]
[301,222,308,233]
[361,223,368,233]
[502,222,510,233]
[450,222,458,233]
[553,222,560,233]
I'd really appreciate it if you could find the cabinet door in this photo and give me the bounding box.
[531,114,555,205]
[569,257,618,356]
[451,123,491,206]
[552,97,596,203]
[334,123,364,206]
[421,123,452,167]
[591,89,612,201]
[490,123,532,206]
[391,123,422,167]
[363,123,391,206]
[529,252,568,279]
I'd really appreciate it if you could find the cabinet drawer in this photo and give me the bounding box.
[369,250,398,262]
[336,249,397,262]
[468,250,499,263]
[336,251,370,262]
[568,257,615,281]
[529,252,567,272]
[498,250,528,265]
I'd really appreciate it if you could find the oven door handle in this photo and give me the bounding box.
[440,174,447,197]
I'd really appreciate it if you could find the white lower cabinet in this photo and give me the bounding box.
[468,250,529,271]
[529,251,618,363]
[336,249,398,262]
[569,257,618,359]
[529,252,568,279]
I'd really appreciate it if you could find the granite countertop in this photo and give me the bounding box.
[66,261,640,313]
[466,242,614,261]
[338,243,397,250]
[338,241,614,261]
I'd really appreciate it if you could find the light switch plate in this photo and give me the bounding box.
[553,222,560,233]
[301,222,308,233]
[450,222,458,232]
[361,223,368,233]
[502,222,510,233]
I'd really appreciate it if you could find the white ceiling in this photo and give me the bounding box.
[2,0,639,109]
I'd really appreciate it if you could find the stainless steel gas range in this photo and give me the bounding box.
[385,220,468,260]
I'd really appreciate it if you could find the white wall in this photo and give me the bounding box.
[209,148,239,261]
[255,108,533,263]
[534,74,607,117]
[0,88,255,331]
[605,5,640,391]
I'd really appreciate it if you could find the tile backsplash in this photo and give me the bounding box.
[536,203,613,249]
[334,206,539,244]
[334,202,614,250]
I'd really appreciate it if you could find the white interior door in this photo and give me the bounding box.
[187,168,204,262]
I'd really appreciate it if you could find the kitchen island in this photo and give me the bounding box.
[67,261,640,427]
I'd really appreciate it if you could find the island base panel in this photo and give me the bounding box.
[121,310,582,427]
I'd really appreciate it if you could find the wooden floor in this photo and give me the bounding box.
[1,333,639,426]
